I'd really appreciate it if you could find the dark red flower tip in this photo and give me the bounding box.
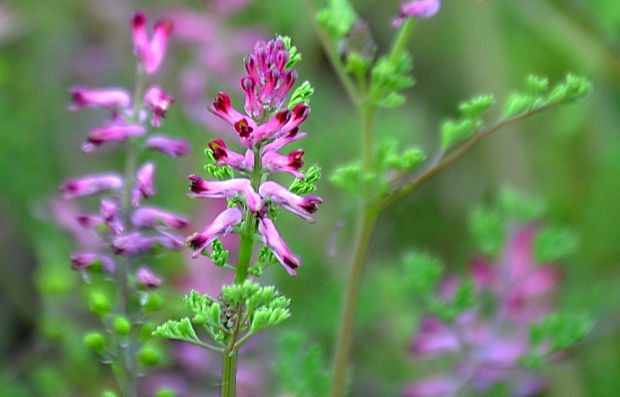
[292,103,310,119]
[155,19,174,33]
[132,11,146,27]
[212,92,231,112]
[276,110,292,124]
[208,139,228,160]
[234,118,254,138]
[188,174,208,193]
[288,150,304,169]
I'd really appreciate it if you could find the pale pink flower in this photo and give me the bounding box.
[70,252,115,273]
[393,0,441,28]
[136,266,162,289]
[132,162,155,207]
[69,87,131,111]
[82,123,146,152]
[144,86,175,127]
[261,150,305,179]
[61,174,123,199]
[145,135,190,157]
[131,207,189,229]
[187,175,263,212]
[208,139,248,170]
[132,12,173,75]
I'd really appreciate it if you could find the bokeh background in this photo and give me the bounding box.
[0,0,619,396]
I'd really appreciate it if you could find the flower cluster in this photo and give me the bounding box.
[61,12,187,285]
[186,37,321,277]
[404,225,559,397]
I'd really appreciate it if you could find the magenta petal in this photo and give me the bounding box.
[258,217,300,276]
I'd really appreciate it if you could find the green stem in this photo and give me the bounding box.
[389,18,417,64]
[329,206,379,397]
[222,146,263,397]
[114,65,145,397]
[361,104,376,173]
[221,351,238,397]
[302,0,360,106]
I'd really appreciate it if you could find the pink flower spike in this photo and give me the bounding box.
[144,86,175,127]
[145,135,190,157]
[258,181,322,222]
[262,150,305,178]
[132,162,155,207]
[393,0,441,27]
[258,217,300,276]
[187,175,263,212]
[83,124,146,152]
[69,87,131,111]
[70,253,115,273]
[61,174,123,199]
[136,266,162,289]
[187,207,243,258]
[131,207,189,229]
[208,139,247,170]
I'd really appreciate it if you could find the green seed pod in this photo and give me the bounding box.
[83,332,105,353]
[89,291,111,318]
[142,293,164,312]
[113,316,131,336]
[138,346,161,367]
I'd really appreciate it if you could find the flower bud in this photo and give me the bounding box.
[142,292,164,312]
[138,346,161,366]
[83,332,106,353]
[113,316,131,336]
[89,291,111,318]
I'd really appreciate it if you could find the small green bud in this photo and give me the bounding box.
[526,75,549,96]
[345,52,370,76]
[102,391,119,397]
[89,291,111,318]
[143,293,164,312]
[113,316,131,336]
[289,81,315,109]
[139,322,156,342]
[155,389,176,397]
[138,346,161,367]
[277,35,302,69]
[83,332,105,353]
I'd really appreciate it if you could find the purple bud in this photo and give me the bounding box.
[136,266,162,289]
[70,253,116,273]
[61,174,123,199]
[131,207,189,229]
[132,162,155,207]
[145,135,190,157]
[69,87,131,111]
[144,86,175,127]
[187,207,243,258]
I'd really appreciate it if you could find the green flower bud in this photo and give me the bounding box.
[83,332,105,353]
[102,391,118,397]
[143,293,164,312]
[89,291,111,318]
[138,346,161,367]
[113,316,131,336]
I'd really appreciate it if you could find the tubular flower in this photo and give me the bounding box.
[393,0,441,27]
[145,135,189,157]
[188,175,263,212]
[83,123,146,152]
[208,139,248,170]
[70,253,116,273]
[144,86,175,127]
[131,207,189,229]
[259,181,322,222]
[61,174,123,199]
[69,87,131,111]
[136,266,162,289]
[261,150,305,178]
[132,162,155,207]
[131,11,173,75]
[258,217,300,276]
[187,207,243,257]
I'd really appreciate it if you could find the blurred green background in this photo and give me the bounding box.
[0,0,619,396]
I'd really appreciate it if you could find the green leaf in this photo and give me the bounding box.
[458,95,495,119]
[440,118,476,150]
[330,163,362,194]
[370,53,415,108]
[289,166,321,194]
[402,252,444,295]
[526,75,549,96]
[154,318,200,343]
[503,93,534,118]
[316,0,357,39]
[529,313,593,354]
[277,35,302,69]
[289,81,315,109]
[498,186,547,221]
[534,226,579,263]
[469,207,506,257]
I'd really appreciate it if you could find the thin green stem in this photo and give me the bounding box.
[113,65,145,397]
[221,351,238,397]
[378,105,553,210]
[388,18,417,64]
[302,0,360,106]
[361,104,376,174]
[328,206,379,397]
